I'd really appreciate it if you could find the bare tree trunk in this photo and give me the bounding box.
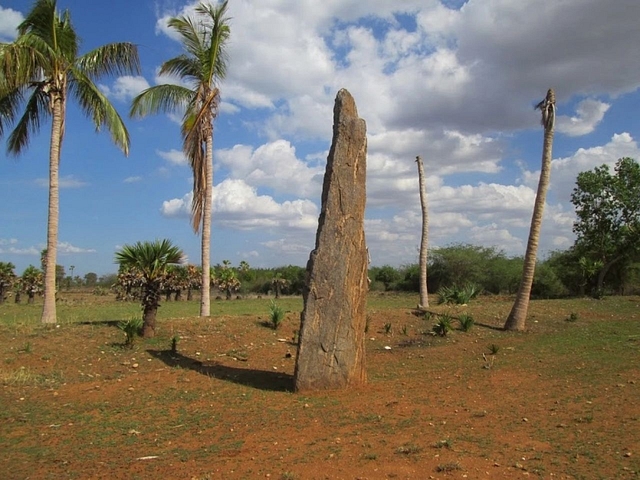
[41,93,66,325]
[505,89,555,331]
[416,155,429,308]
[200,133,213,317]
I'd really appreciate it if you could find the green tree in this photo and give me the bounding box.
[84,272,98,287]
[0,0,140,324]
[571,157,640,295]
[0,261,17,303]
[131,1,230,318]
[55,264,65,287]
[271,272,290,299]
[373,265,401,291]
[505,88,556,331]
[114,240,184,338]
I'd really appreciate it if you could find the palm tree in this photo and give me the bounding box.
[504,89,556,331]
[0,0,140,324]
[115,239,184,338]
[416,155,429,308]
[0,262,17,303]
[130,1,231,318]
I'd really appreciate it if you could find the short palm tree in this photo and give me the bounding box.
[115,239,184,338]
[0,262,17,303]
[0,0,140,324]
[130,1,231,318]
[504,89,556,331]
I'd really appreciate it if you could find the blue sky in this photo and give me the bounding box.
[1,0,639,278]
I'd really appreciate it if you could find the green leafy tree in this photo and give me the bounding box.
[213,260,240,299]
[373,265,401,291]
[84,272,98,287]
[571,157,640,295]
[0,261,17,303]
[114,240,184,338]
[0,0,140,324]
[131,1,230,318]
[271,272,290,299]
[505,88,556,331]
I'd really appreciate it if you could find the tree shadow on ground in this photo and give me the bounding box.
[474,322,506,331]
[147,349,294,392]
[79,320,122,328]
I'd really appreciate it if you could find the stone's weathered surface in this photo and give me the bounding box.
[294,89,369,392]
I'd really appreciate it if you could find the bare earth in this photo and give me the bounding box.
[1,295,639,479]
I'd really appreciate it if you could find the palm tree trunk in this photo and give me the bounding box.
[504,89,555,331]
[416,155,429,308]
[41,94,65,325]
[199,132,213,317]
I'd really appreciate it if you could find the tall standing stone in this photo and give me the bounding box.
[294,89,368,392]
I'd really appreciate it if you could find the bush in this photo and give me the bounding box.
[118,317,143,348]
[432,314,452,337]
[458,313,474,332]
[269,300,285,329]
[437,283,479,305]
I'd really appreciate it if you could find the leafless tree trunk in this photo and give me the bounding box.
[416,155,429,308]
[504,89,556,331]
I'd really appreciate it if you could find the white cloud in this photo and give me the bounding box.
[58,242,96,254]
[522,132,640,201]
[556,99,611,137]
[217,140,325,198]
[0,6,22,41]
[160,178,319,231]
[157,149,188,166]
[35,175,88,189]
[100,76,150,102]
[123,176,142,184]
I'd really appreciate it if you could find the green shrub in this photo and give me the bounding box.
[432,314,452,337]
[458,313,474,332]
[437,283,479,305]
[269,300,285,329]
[118,317,143,348]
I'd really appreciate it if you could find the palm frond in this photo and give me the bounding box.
[167,15,206,59]
[19,0,78,61]
[0,86,25,138]
[159,55,201,82]
[115,239,184,281]
[0,43,45,90]
[6,87,49,155]
[78,42,140,79]
[130,83,193,118]
[198,0,230,84]
[70,69,130,154]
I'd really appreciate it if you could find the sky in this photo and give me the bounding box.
[1,0,640,278]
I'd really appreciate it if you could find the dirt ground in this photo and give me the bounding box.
[1,297,639,479]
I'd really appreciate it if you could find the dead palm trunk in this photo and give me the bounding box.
[41,91,66,324]
[504,89,556,331]
[416,155,429,308]
[200,131,213,317]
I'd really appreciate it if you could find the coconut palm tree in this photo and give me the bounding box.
[0,0,139,324]
[504,89,556,331]
[115,239,184,338]
[130,1,230,318]
[416,155,429,308]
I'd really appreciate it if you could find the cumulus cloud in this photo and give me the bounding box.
[556,99,611,137]
[100,76,150,102]
[123,176,142,184]
[160,178,319,231]
[522,132,640,201]
[217,140,325,198]
[0,6,22,41]
[157,149,188,166]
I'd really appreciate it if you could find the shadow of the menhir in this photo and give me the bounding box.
[147,349,294,392]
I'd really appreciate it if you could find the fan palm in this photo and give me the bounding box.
[0,0,140,324]
[130,1,230,318]
[115,239,184,338]
[504,89,556,331]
